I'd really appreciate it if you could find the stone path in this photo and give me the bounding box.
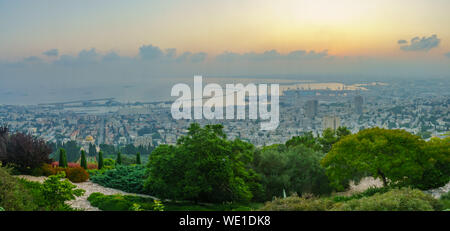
[16,175,157,211]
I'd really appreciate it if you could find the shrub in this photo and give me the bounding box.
[80,150,87,169]
[98,151,104,170]
[64,167,89,183]
[0,166,37,211]
[40,164,65,176]
[87,163,98,170]
[331,188,442,211]
[40,172,85,210]
[87,192,163,211]
[58,148,68,168]
[440,191,450,210]
[259,194,334,211]
[1,129,52,174]
[116,152,122,165]
[91,165,147,193]
[67,162,80,168]
[136,152,141,165]
[332,186,392,202]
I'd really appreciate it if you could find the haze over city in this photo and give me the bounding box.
[1,0,450,104]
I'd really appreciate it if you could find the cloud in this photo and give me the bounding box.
[139,44,163,60]
[42,49,59,57]
[399,34,440,52]
[102,51,121,62]
[190,52,207,62]
[445,52,450,59]
[53,48,99,65]
[216,49,329,62]
[397,40,407,44]
[23,56,42,62]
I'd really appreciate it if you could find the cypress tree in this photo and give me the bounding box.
[59,148,68,168]
[98,151,104,170]
[116,151,122,165]
[80,150,87,169]
[136,152,141,165]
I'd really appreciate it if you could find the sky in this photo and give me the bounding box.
[0,0,450,104]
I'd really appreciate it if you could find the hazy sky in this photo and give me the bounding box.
[0,0,449,104]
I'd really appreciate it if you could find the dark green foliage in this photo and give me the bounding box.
[80,150,87,169]
[253,144,332,201]
[58,140,80,162]
[99,144,116,155]
[116,152,122,165]
[415,137,450,189]
[88,143,97,157]
[145,123,260,203]
[98,151,104,170]
[285,131,321,151]
[58,148,68,168]
[136,152,141,165]
[90,165,148,193]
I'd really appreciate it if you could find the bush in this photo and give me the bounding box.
[91,165,147,193]
[40,164,65,176]
[40,173,85,210]
[259,194,334,211]
[440,191,450,210]
[87,163,98,170]
[87,192,162,211]
[332,186,392,202]
[64,167,89,183]
[0,128,52,174]
[0,166,37,211]
[58,148,68,168]
[332,188,442,211]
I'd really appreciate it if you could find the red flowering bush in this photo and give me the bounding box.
[68,162,80,168]
[87,163,98,170]
[40,163,65,176]
[65,167,89,183]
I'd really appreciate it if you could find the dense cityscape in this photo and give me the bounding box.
[1,78,448,153]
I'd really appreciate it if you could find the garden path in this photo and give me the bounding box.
[16,175,157,211]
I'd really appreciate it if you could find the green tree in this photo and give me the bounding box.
[116,152,122,165]
[318,128,338,153]
[58,148,68,168]
[136,152,141,165]
[88,143,97,157]
[145,123,260,203]
[80,150,87,169]
[98,151,104,170]
[285,131,321,151]
[253,144,332,201]
[60,141,80,162]
[41,172,84,210]
[321,128,443,191]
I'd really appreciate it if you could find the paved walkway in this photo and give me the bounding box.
[16,175,157,211]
